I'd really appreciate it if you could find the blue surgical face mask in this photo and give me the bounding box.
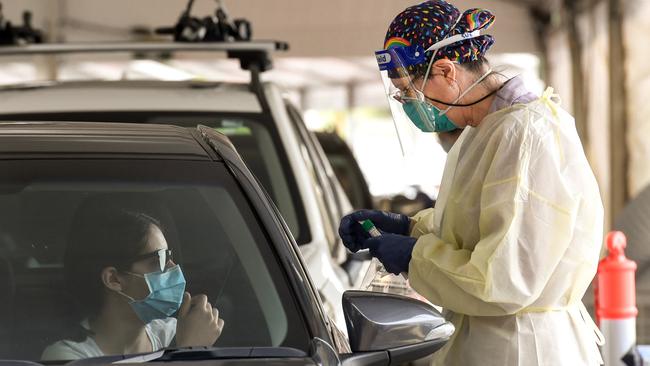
[119,264,186,324]
[402,64,493,133]
[402,100,458,132]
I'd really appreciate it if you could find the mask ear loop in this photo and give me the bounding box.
[439,68,493,116]
[116,290,137,302]
[123,270,145,278]
[115,270,148,302]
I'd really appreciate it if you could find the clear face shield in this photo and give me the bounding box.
[375,46,449,156]
[375,30,487,155]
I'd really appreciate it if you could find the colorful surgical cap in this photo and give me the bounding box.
[384,0,495,72]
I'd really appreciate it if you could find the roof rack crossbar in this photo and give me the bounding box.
[0,41,288,56]
[0,40,289,88]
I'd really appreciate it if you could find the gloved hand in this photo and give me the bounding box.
[365,233,417,275]
[338,210,411,252]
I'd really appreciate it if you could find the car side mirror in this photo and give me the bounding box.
[341,290,453,365]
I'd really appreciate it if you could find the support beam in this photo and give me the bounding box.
[566,0,589,146]
[609,0,628,221]
[346,82,357,112]
[298,86,308,111]
[34,1,65,81]
[529,7,551,92]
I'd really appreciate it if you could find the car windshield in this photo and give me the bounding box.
[0,111,310,245]
[0,159,310,362]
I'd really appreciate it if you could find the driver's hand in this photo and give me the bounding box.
[176,292,224,347]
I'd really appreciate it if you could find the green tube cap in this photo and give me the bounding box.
[360,219,376,232]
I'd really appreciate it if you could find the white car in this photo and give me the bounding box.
[0,42,363,329]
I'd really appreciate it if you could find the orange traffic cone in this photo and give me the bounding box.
[597,231,637,365]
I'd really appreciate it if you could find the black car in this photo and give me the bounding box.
[0,122,453,366]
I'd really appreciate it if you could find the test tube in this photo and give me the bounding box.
[360,219,381,237]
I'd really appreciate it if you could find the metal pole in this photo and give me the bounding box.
[609,0,628,224]
[35,0,64,81]
[566,0,589,147]
[529,7,551,92]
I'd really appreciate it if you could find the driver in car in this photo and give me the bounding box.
[42,209,224,360]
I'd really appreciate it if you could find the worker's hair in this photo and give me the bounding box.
[459,56,502,90]
[460,56,490,75]
[413,55,491,81]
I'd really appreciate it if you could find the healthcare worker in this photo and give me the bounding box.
[339,1,605,365]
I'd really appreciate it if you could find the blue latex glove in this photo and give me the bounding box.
[338,210,411,252]
[365,233,417,275]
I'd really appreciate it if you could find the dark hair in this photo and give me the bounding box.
[459,56,503,90]
[410,55,491,81]
[459,56,491,75]
[64,206,162,320]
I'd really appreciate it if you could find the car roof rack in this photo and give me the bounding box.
[0,1,289,90]
[0,41,288,56]
[0,40,289,89]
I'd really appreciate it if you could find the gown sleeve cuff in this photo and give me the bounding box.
[409,208,436,238]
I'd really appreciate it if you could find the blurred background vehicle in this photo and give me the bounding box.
[315,131,374,211]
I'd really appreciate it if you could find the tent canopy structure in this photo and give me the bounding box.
[1,0,543,56]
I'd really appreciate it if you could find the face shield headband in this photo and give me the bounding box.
[417,29,494,113]
[377,21,495,109]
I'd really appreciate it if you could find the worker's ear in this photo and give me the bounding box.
[432,59,457,86]
[101,266,124,292]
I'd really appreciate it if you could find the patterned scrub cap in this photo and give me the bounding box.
[384,0,495,76]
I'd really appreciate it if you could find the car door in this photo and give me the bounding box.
[284,102,352,265]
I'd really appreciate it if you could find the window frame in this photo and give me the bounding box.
[0,158,317,359]
[0,111,312,246]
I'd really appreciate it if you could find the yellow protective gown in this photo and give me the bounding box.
[408,88,604,366]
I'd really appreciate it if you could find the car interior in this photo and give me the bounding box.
[0,186,291,360]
